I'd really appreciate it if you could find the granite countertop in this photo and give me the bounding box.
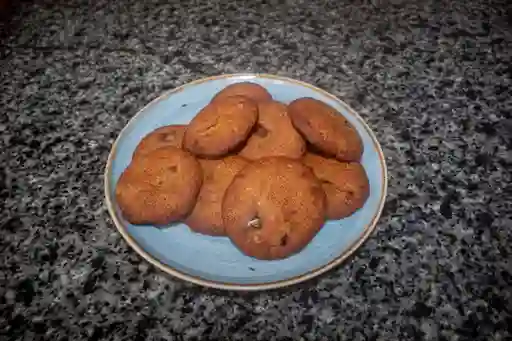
[1,0,511,340]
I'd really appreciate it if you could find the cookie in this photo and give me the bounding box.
[183,96,258,157]
[115,147,202,225]
[211,82,272,103]
[132,125,186,160]
[185,156,249,236]
[303,153,369,219]
[223,157,327,260]
[288,98,363,162]
[239,101,305,160]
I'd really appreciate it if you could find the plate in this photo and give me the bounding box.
[104,74,387,291]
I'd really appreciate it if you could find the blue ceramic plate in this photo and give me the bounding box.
[105,74,387,291]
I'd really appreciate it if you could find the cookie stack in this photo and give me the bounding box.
[115,83,369,260]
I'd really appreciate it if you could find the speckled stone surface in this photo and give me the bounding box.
[1,0,511,340]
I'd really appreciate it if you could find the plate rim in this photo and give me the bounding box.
[104,73,388,291]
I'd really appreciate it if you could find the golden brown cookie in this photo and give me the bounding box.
[211,82,272,103]
[115,147,202,225]
[288,98,363,162]
[223,157,327,260]
[303,153,369,219]
[239,101,305,160]
[132,125,186,160]
[185,156,249,236]
[183,96,258,157]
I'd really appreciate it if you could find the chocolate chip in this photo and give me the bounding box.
[311,186,325,201]
[345,191,354,204]
[280,234,288,246]
[301,168,312,178]
[254,124,269,138]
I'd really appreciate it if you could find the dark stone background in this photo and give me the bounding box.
[1,0,511,340]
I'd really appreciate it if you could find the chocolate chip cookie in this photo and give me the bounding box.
[223,157,327,260]
[288,98,363,162]
[183,96,258,157]
[185,156,249,236]
[303,153,369,219]
[115,147,202,225]
[132,125,186,160]
[239,100,305,160]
